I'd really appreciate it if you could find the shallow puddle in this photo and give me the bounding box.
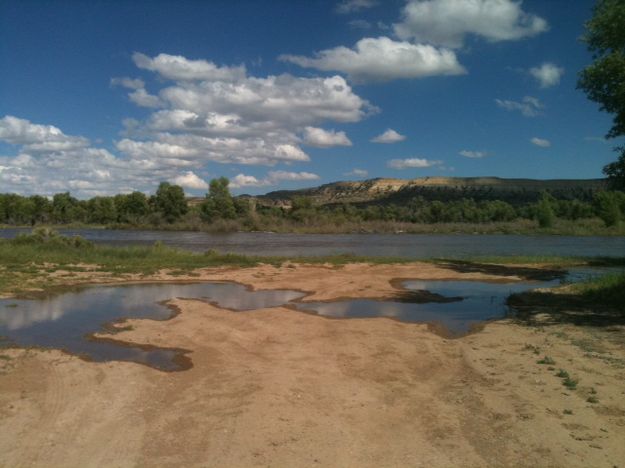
[295,279,559,335]
[0,268,618,370]
[0,283,305,371]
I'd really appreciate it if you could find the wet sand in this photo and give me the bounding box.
[1,263,624,467]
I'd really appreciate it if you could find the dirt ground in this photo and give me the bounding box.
[1,263,624,467]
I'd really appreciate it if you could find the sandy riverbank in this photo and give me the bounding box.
[1,263,624,467]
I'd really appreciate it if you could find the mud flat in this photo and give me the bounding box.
[1,262,624,467]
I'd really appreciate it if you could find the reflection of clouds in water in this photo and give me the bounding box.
[377,303,406,318]
[0,282,306,334]
[309,302,352,318]
[0,297,66,330]
[113,283,304,311]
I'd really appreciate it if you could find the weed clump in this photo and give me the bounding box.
[537,356,555,365]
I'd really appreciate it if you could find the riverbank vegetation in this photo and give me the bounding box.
[1,230,624,308]
[2,179,625,235]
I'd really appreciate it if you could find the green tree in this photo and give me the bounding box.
[577,0,625,189]
[536,193,555,228]
[200,177,236,222]
[87,197,118,224]
[114,192,150,223]
[594,191,623,226]
[154,182,188,223]
[52,192,82,224]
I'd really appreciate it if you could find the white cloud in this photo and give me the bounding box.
[113,52,374,167]
[459,150,487,158]
[495,96,543,117]
[110,77,145,90]
[172,171,209,190]
[280,36,465,83]
[0,115,89,152]
[530,137,551,148]
[229,174,269,189]
[1,50,377,196]
[128,88,163,108]
[348,19,372,29]
[584,136,609,144]
[530,62,564,88]
[394,0,548,49]
[345,168,369,177]
[268,170,320,181]
[336,0,378,14]
[0,116,213,197]
[371,128,406,143]
[303,126,352,147]
[387,158,442,169]
[132,52,246,82]
[229,171,319,189]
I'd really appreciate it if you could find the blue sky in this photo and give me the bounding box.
[0,0,620,197]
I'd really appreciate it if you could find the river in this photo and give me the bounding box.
[1,228,624,258]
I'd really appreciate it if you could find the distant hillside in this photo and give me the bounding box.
[254,177,607,207]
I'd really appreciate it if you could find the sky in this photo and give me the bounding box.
[0,0,621,198]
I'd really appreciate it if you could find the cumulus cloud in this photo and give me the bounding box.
[495,96,543,117]
[336,0,378,14]
[394,0,548,49]
[371,128,406,143]
[229,171,319,189]
[280,36,465,83]
[172,171,209,190]
[345,168,369,177]
[303,127,352,147]
[530,62,564,88]
[0,116,174,197]
[2,51,376,196]
[459,150,487,158]
[229,174,269,189]
[112,52,375,167]
[128,88,163,108]
[0,115,89,152]
[132,52,246,82]
[387,158,442,169]
[530,137,551,147]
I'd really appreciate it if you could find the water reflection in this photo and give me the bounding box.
[0,268,619,369]
[295,278,563,335]
[0,282,305,370]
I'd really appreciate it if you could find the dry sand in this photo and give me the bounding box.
[0,263,624,467]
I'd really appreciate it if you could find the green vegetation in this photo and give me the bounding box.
[1,176,625,234]
[578,0,625,190]
[536,193,556,228]
[555,369,579,390]
[568,271,625,309]
[537,356,556,365]
[0,230,417,294]
[0,177,625,235]
[563,376,579,390]
[556,369,570,379]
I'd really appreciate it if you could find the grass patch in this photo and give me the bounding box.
[537,356,556,365]
[587,396,599,404]
[563,376,579,390]
[568,272,625,310]
[0,231,418,294]
[556,369,570,379]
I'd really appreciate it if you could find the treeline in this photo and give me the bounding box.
[1,178,625,229]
